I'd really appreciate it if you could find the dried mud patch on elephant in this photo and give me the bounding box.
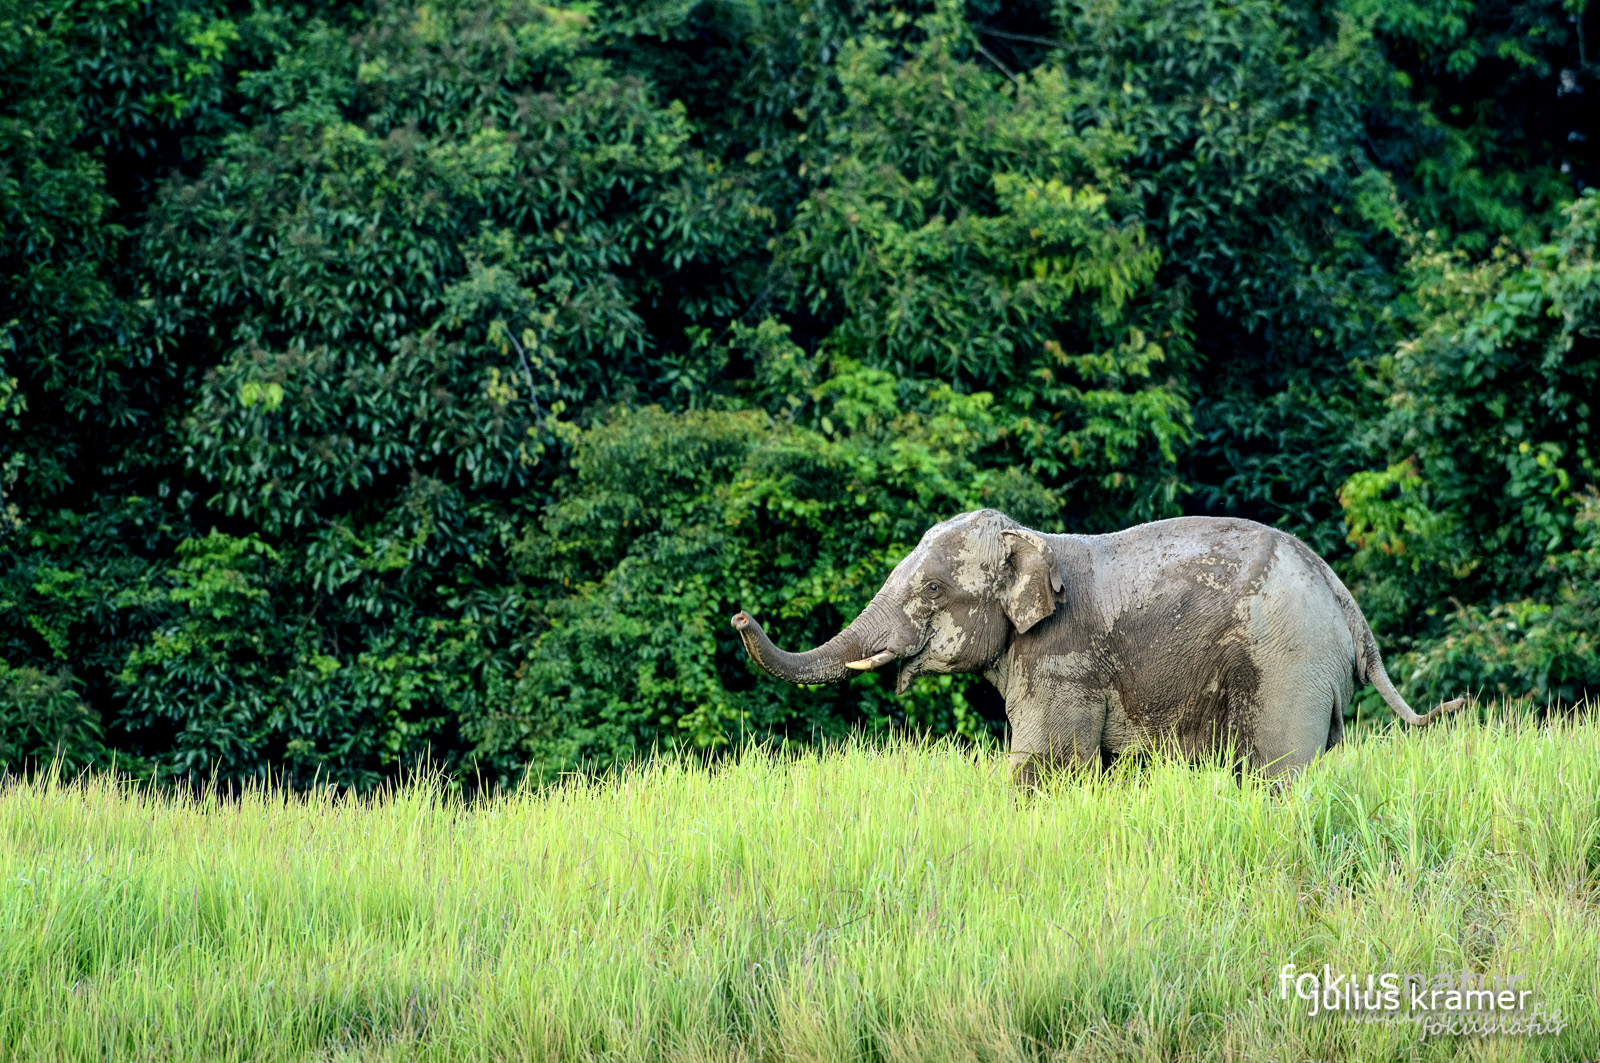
[1029,651,1099,690]
[1098,583,1264,744]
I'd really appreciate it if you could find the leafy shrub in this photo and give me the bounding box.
[0,664,105,775]
[1386,491,1600,709]
[1341,192,1600,642]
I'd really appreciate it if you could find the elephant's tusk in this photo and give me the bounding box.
[846,649,897,671]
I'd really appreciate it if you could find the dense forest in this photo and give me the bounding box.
[2,0,1597,788]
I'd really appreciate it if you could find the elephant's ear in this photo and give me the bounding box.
[998,529,1064,634]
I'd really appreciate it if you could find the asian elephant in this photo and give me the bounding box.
[730,509,1463,783]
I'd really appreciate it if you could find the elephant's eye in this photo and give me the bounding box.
[926,581,942,596]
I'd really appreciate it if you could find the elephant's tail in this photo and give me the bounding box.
[1357,626,1465,726]
[1307,542,1466,726]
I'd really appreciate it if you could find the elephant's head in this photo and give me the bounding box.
[730,510,1064,693]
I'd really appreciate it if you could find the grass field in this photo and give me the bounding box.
[2,711,1597,1062]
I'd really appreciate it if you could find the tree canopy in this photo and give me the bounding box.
[2,0,1596,787]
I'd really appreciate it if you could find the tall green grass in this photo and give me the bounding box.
[2,711,1597,1062]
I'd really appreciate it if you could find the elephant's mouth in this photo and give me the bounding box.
[846,638,931,695]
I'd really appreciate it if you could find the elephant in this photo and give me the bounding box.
[730,509,1463,783]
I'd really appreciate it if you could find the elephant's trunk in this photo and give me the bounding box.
[730,604,891,685]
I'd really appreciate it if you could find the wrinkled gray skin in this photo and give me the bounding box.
[732,509,1464,783]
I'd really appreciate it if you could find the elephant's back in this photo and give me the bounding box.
[1071,516,1294,608]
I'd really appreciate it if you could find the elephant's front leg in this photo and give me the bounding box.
[1005,671,1108,787]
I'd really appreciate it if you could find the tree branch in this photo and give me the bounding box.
[977,26,1076,51]
[975,40,1019,86]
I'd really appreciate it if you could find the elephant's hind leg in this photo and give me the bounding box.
[1242,659,1353,781]
[1326,695,1345,752]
